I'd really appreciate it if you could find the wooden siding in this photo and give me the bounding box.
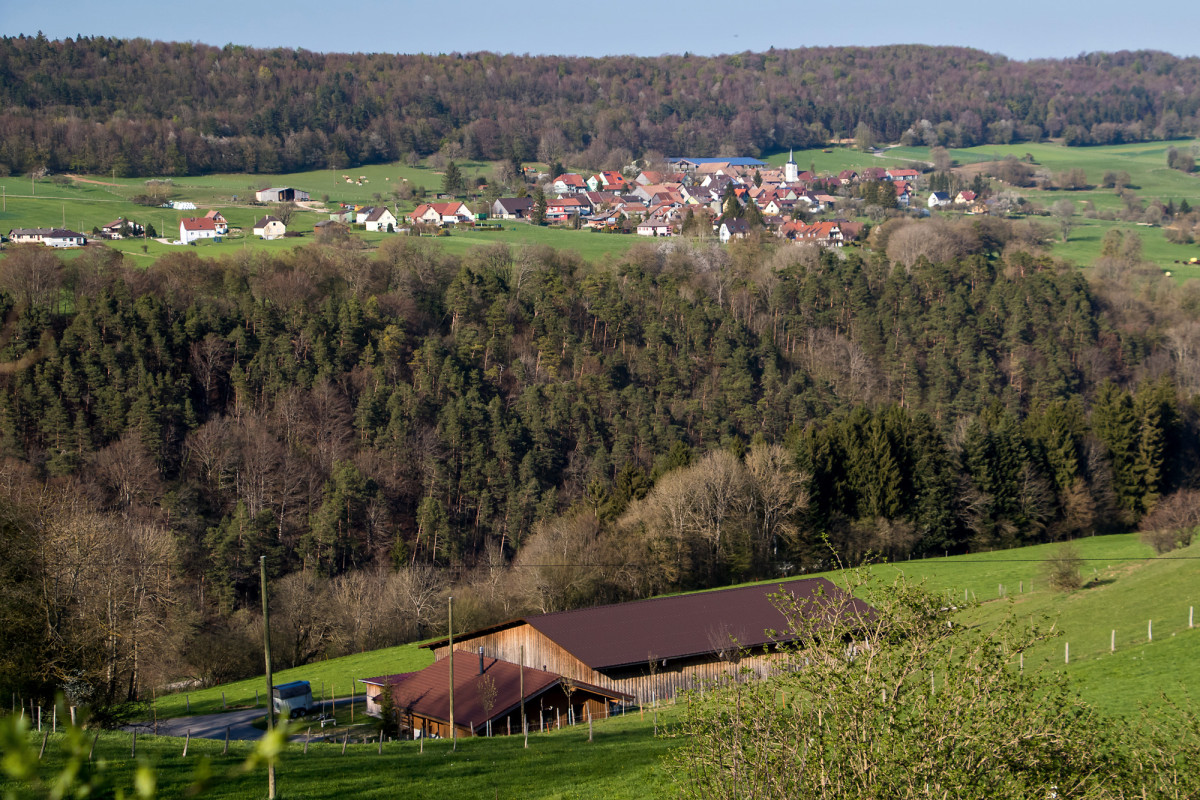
[433,624,789,704]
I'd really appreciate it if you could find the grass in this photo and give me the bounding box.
[152,643,433,720]
[6,533,1196,798]
[2,705,676,800]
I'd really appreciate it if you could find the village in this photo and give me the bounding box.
[4,151,992,251]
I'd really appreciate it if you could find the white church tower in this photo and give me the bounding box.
[784,148,799,183]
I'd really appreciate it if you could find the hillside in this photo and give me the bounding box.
[3,37,1200,177]
[6,534,1191,800]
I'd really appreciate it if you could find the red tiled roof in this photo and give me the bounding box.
[180,217,216,231]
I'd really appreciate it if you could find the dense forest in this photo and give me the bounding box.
[1,218,1199,716]
[3,35,1200,177]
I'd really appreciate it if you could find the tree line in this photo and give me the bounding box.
[4,36,1200,178]
[0,218,1198,714]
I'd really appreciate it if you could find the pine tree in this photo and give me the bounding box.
[442,161,464,197]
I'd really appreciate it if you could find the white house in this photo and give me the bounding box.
[410,202,474,226]
[252,216,287,239]
[636,219,672,237]
[928,192,951,209]
[719,218,750,243]
[180,217,219,243]
[364,207,398,232]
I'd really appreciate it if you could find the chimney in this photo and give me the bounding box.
[478,647,485,675]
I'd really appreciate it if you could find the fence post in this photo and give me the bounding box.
[1149,619,1153,642]
[1111,630,1116,653]
[1065,642,1069,664]
[182,731,190,757]
[1191,606,1194,630]
[588,706,593,743]
[39,732,48,760]
[89,732,99,761]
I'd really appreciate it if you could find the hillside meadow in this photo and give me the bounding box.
[3,141,1198,271]
[4,533,1196,799]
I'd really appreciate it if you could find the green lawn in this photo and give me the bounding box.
[2,704,675,800]
[7,533,1196,798]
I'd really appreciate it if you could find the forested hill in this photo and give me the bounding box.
[3,228,1200,705]
[2,35,1200,176]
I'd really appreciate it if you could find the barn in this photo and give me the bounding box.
[362,653,631,739]
[255,187,311,203]
[421,578,876,704]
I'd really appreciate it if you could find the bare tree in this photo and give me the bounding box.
[1051,198,1076,242]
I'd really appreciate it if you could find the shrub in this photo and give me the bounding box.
[1044,542,1084,591]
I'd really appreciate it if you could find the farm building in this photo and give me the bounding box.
[422,578,876,704]
[252,216,287,239]
[361,652,630,739]
[255,187,311,203]
[8,228,88,247]
[179,217,219,244]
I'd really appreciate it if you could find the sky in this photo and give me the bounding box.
[4,0,1198,61]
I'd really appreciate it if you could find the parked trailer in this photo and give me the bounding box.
[272,680,314,719]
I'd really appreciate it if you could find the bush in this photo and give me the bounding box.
[1140,489,1200,553]
[1044,542,1084,591]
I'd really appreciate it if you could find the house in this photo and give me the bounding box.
[361,653,632,739]
[99,218,144,239]
[44,229,87,247]
[491,197,533,220]
[255,187,311,203]
[719,217,750,243]
[546,197,586,223]
[364,206,398,232]
[784,220,861,247]
[204,210,229,235]
[179,217,219,244]
[409,202,474,226]
[928,192,952,208]
[328,207,355,224]
[551,174,587,194]
[886,168,921,182]
[252,216,287,239]
[422,578,875,704]
[954,190,977,205]
[8,227,86,247]
[586,171,626,192]
[668,157,767,175]
[636,219,672,237]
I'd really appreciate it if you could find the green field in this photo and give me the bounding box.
[2,708,675,800]
[5,533,1196,799]
[0,162,647,265]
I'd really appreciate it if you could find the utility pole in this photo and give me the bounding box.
[260,556,276,799]
[519,644,526,748]
[448,596,455,750]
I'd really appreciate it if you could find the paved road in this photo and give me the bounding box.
[125,695,364,741]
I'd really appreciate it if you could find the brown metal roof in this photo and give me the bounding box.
[424,578,875,671]
[385,652,630,729]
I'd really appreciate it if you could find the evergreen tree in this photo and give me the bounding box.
[531,186,547,225]
[442,161,464,197]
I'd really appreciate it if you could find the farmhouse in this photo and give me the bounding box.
[410,202,474,226]
[8,228,88,247]
[421,578,875,704]
[179,217,219,244]
[255,187,311,203]
[719,217,750,243]
[361,653,631,739]
[252,216,287,239]
[491,197,533,220]
[363,206,398,232]
[99,218,144,239]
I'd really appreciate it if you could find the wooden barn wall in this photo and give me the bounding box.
[432,626,789,704]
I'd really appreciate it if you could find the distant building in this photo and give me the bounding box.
[180,217,219,243]
[255,187,311,203]
[252,216,287,239]
[9,228,87,247]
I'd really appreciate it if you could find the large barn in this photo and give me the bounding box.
[362,653,631,739]
[422,578,876,704]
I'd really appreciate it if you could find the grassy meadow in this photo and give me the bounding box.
[4,141,1200,271]
[4,533,1196,799]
